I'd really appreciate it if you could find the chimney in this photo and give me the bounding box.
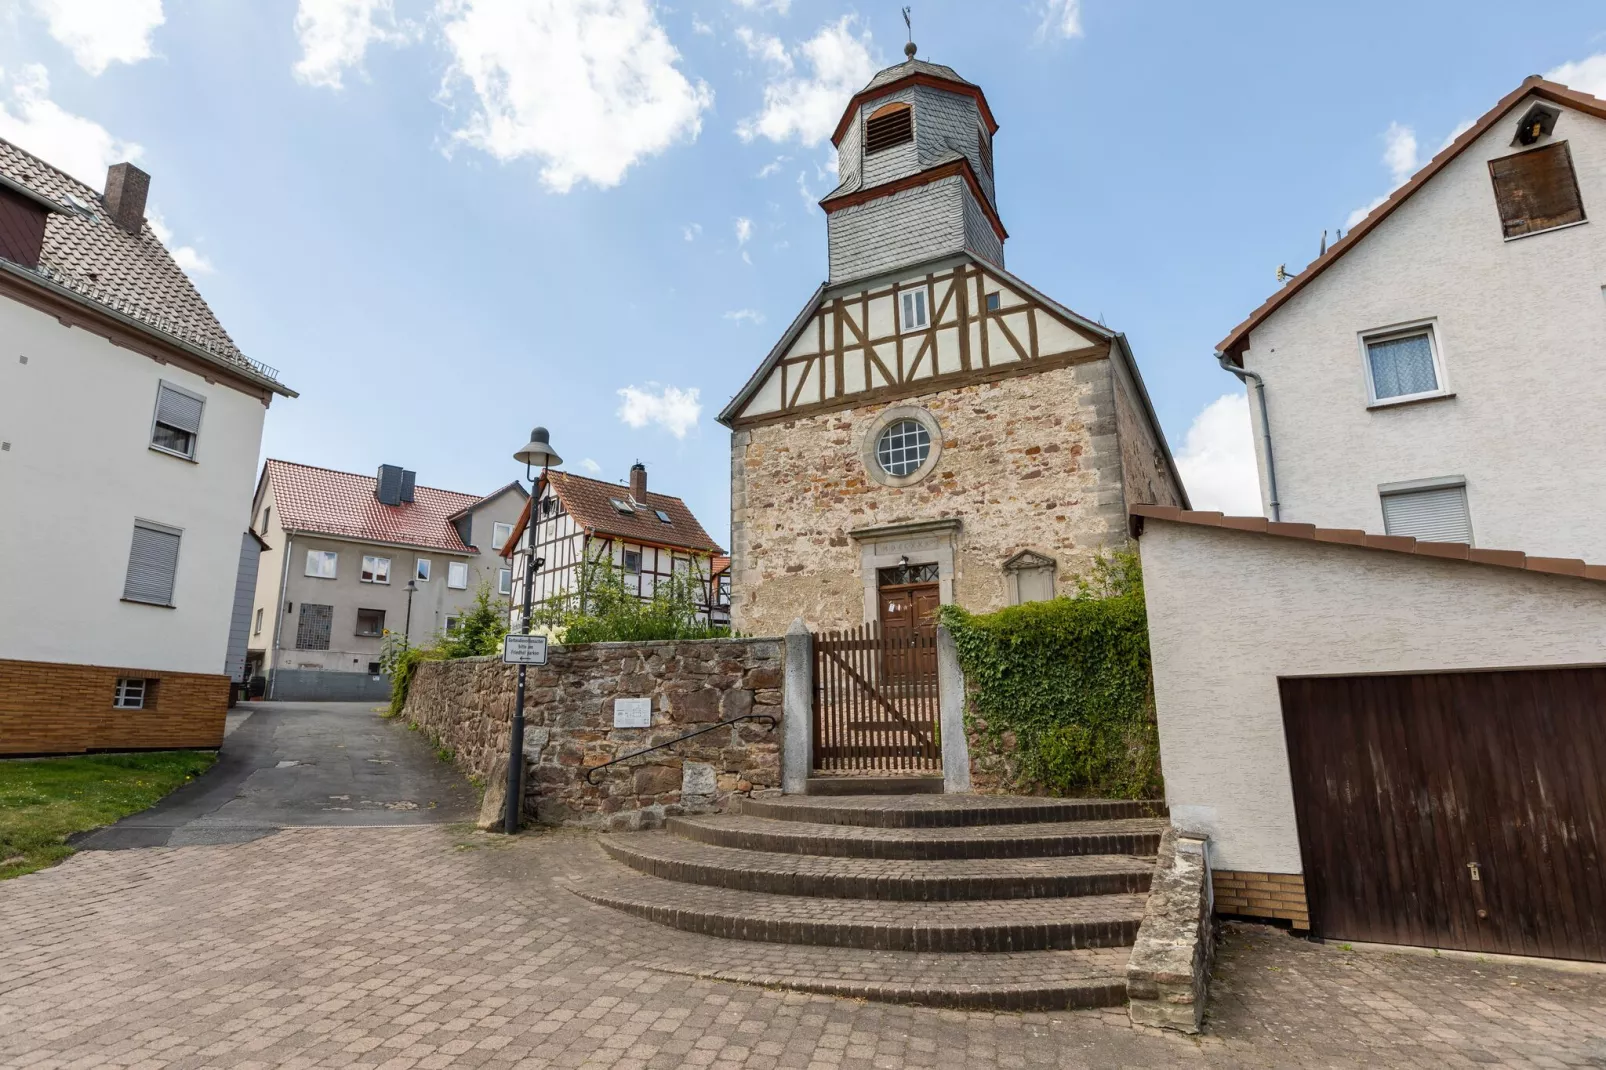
[629,462,647,503]
[376,464,404,506]
[399,470,416,503]
[103,162,150,235]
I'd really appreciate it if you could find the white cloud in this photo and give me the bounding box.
[438,0,713,194]
[147,211,213,276]
[1439,117,1474,152]
[733,0,791,12]
[28,0,164,76]
[580,457,603,474]
[681,222,702,241]
[756,156,786,178]
[1174,393,1262,516]
[0,65,141,185]
[723,308,764,324]
[734,216,753,244]
[736,15,875,146]
[293,0,415,90]
[1037,0,1083,40]
[1547,53,1606,98]
[616,383,702,439]
[1382,121,1418,185]
[691,17,713,35]
[735,26,791,70]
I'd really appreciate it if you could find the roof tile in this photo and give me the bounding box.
[547,471,724,555]
[266,459,484,554]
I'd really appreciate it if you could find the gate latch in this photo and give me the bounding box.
[1466,861,1481,881]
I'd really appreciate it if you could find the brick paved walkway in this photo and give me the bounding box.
[3,826,1603,1069]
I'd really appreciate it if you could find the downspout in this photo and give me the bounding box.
[1215,351,1281,521]
[268,533,293,700]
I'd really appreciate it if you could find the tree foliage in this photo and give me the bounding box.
[938,549,1161,799]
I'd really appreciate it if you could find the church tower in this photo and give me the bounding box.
[719,46,1186,638]
[823,44,1005,283]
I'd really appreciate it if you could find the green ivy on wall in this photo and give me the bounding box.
[938,550,1162,800]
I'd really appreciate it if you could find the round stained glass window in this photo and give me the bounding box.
[875,419,931,477]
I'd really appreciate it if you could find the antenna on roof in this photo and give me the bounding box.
[902,6,916,59]
[1319,229,1327,256]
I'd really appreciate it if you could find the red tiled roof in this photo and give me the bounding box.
[502,470,724,557]
[265,459,483,554]
[1129,505,1606,582]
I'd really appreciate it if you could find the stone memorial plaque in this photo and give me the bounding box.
[613,697,652,728]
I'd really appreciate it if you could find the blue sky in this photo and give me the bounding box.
[3,0,1604,543]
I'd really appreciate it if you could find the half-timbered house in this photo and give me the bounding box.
[718,48,1186,637]
[504,464,727,625]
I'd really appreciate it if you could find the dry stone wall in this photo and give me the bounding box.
[402,638,784,830]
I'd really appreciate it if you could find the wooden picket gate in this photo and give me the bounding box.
[812,622,941,772]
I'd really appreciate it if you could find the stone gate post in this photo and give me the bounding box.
[782,618,813,794]
[936,624,972,793]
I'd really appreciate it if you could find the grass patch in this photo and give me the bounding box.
[0,751,217,879]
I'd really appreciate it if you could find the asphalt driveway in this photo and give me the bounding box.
[74,701,478,850]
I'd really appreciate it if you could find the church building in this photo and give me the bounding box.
[718,46,1186,636]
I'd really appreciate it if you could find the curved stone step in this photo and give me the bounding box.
[575,872,1146,952]
[638,941,1131,1011]
[667,814,1166,860]
[601,831,1154,900]
[739,793,1166,828]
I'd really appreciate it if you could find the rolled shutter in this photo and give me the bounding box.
[1381,485,1473,544]
[124,522,181,604]
[156,383,204,434]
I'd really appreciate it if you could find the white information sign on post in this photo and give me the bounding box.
[613,697,652,728]
[502,634,549,665]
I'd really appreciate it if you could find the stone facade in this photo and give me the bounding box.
[732,361,1133,635]
[401,638,783,830]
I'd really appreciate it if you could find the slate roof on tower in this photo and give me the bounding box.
[262,459,487,554]
[0,136,290,394]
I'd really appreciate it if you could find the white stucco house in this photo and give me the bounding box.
[0,140,295,755]
[1136,76,1606,964]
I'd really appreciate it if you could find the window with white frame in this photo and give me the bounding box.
[305,550,338,579]
[1363,325,1443,402]
[447,561,469,589]
[623,549,642,573]
[492,522,514,552]
[113,678,148,709]
[1380,478,1473,544]
[498,568,512,595]
[445,615,461,634]
[150,381,205,460]
[123,520,182,605]
[415,559,431,582]
[360,555,391,584]
[899,288,928,332]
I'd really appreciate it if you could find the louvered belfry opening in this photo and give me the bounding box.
[865,102,913,154]
[1489,141,1585,239]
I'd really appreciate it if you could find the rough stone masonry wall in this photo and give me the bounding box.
[402,638,783,830]
[731,361,1129,636]
[1127,828,1214,1033]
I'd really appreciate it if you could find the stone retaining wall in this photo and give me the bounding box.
[402,638,784,829]
[1126,828,1214,1033]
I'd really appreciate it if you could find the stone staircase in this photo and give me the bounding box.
[573,790,1167,1010]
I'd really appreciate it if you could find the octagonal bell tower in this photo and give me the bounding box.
[822,43,1005,284]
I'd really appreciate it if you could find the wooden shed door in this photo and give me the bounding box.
[1280,668,1606,961]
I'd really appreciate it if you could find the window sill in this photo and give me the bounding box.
[1503,218,1588,243]
[148,444,197,463]
[120,597,175,609]
[1367,391,1456,412]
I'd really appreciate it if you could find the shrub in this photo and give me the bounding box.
[381,582,509,716]
[533,554,729,644]
[938,549,1161,799]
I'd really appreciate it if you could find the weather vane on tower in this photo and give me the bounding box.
[902,6,916,59]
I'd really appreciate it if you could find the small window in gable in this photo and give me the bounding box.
[1489,142,1585,239]
[865,102,913,154]
[985,291,1001,312]
[899,289,928,332]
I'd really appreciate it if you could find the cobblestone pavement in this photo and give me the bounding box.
[3,826,1604,1069]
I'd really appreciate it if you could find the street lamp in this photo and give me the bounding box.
[403,578,417,649]
[505,426,562,835]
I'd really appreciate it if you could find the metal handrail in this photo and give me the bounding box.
[583,712,778,785]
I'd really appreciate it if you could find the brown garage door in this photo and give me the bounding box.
[1280,667,1606,961]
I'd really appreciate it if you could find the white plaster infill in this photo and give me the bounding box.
[848,517,961,623]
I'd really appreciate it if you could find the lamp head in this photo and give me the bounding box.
[514,426,563,471]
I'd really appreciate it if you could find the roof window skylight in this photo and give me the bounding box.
[609,498,635,514]
[655,509,672,524]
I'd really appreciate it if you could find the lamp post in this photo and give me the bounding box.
[403,579,417,649]
[505,426,562,835]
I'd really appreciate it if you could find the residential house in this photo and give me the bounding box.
[248,460,526,701]
[0,142,295,756]
[503,463,726,625]
[1135,77,1606,962]
[717,49,1185,640]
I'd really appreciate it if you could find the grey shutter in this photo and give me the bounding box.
[1381,485,1473,544]
[123,521,181,604]
[155,383,204,434]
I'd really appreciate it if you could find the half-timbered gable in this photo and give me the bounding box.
[718,49,1185,637]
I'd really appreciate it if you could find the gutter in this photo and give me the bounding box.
[1215,351,1280,521]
